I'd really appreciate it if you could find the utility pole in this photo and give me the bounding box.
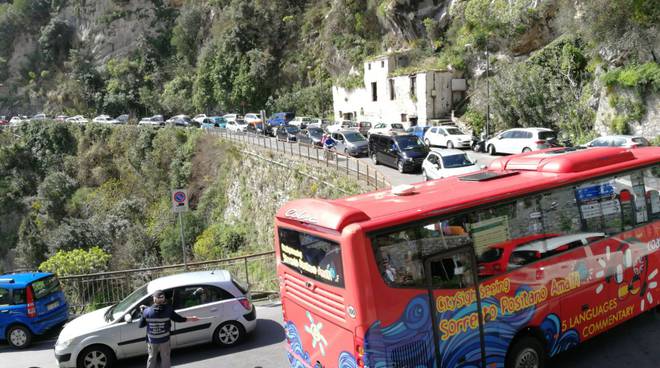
[486,48,490,138]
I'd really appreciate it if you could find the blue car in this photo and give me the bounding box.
[407,125,430,140]
[208,116,227,128]
[266,112,295,136]
[0,272,69,348]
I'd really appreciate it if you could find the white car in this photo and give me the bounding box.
[54,270,256,368]
[289,116,312,129]
[423,125,472,149]
[93,115,120,124]
[326,121,358,134]
[421,149,483,181]
[9,115,29,126]
[485,127,557,155]
[244,113,262,124]
[30,113,48,121]
[223,114,243,123]
[192,114,208,124]
[367,122,405,137]
[138,115,164,127]
[584,135,651,149]
[226,119,248,132]
[65,115,89,124]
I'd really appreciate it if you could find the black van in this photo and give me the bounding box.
[369,133,429,173]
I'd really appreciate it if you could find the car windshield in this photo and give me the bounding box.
[538,131,556,140]
[308,128,323,138]
[395,136,424,150]
[344,132,366,142]
[286,126,300,133]
[446,128,463,135]
[110,284,149,321]
[391,123,404,129]
[632,137,650,146]
[442,154,474,168]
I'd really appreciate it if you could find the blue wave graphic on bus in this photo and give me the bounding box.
[338,351,359,368]
[364,295,435,368]
[540,313,580,356]
[285,321,311,367]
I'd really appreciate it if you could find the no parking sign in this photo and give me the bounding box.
[172,189,189,213]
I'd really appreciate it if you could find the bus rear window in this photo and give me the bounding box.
[278,228,344,288]
[31,276,61,300]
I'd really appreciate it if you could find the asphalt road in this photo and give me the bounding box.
[2,303,659,368]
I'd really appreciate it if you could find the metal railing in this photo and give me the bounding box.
[58,251,276,314]
[208,128,390,190]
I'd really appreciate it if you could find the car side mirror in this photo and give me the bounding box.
[124,314,133,323]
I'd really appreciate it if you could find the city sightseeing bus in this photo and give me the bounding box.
[274,146,660,368]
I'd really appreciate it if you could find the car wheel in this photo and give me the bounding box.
[371,152,379,165]
[425,139,431,146]
[6,325,32,349]
[397,159,405,173]
[446,141,454,149]
[77,345,115,368]
[423,169,429,181]
[505,336,546,368]
[488,144,496,155]
[522,147,532,153]
[214,321,246,346]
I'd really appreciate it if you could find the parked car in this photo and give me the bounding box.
[289,116,312,129]
[367,122,405,137]
[296,127,324,147]
[478,234,560,277]
[423,125,472,149]
[209,116,227,128]
[407,125,430,140]
[331,130,369,157]
[326,120,358,134]
[244,113,263,125]
[223,114,244,123]
[0,116,8,126]
[226,119,248,132]
[583,135,651,148]
[193,114,209,125]
[266,112,295,136]
[485,128,557,155]
[275,125,300,142]
[510,232,607,271]
[167,115,195,127]
[421,149,483,181]
[54,270,256,368]
[54,115,68,122]
[30,113,48,122]
[138,115,164,127]
[369,133,429,173]
[115,114,129,124]
[10,115,29,126]
[0,272,69,348]
[246,121,265,135]
[65,115,89,124]
[307,118,331,130]
[93,115,120,124]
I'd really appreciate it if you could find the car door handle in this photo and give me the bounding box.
[210,308,218,312]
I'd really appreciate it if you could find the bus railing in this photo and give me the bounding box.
[58,251,277,315]
[208,128,390,190]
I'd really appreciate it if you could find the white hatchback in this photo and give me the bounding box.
[485,128,557,155]
[421,149,483,181]
[423,125,472,149]
[367,122,405,137]
[54,270,257,368]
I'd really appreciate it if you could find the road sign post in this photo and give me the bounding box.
[172,189,189,269]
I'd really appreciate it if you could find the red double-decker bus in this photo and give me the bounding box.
[275,147,660,368]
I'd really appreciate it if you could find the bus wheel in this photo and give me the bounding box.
[506,336,546,368]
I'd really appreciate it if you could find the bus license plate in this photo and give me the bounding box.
[47,301,59,311]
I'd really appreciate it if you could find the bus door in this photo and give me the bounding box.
[425,247,486,368]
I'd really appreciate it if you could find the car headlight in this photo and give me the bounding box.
[56,338,74,350]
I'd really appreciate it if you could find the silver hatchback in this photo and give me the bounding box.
[54,270,257,368]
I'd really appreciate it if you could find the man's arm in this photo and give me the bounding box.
[138,307,148,328]
[171,309,199,323]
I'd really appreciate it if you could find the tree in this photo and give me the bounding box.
[171,5,206,65]
[38,19,74,64]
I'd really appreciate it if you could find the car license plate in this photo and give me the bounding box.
[47,301,59,311]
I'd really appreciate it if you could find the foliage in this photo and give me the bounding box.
[602,62,660,92]
[38,19,74,65]
[39,247,111,276]
[193,223,248,261]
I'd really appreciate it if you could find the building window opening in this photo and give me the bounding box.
[372,82,378,102]
[410,76,416,98]
[368,63,371,70]
[389,79,395,100]
[381,60,385,68]
[401,114,407,122]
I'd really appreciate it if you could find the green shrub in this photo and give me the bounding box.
[39,246,111,276]
[602,62,660,91]
[610,115,630,134]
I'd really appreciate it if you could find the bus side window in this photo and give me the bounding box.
[644,166,660,219]
[429,253,475,289]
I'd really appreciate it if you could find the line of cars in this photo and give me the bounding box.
[1,269,257,368]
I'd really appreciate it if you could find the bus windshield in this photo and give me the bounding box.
[278,228,344,287]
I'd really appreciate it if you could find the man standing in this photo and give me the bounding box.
[139,290,199,368]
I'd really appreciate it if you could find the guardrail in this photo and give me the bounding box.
[58,251,276,314]
[209,128,390,190]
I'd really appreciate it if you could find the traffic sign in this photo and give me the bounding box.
[172,189,189,213]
